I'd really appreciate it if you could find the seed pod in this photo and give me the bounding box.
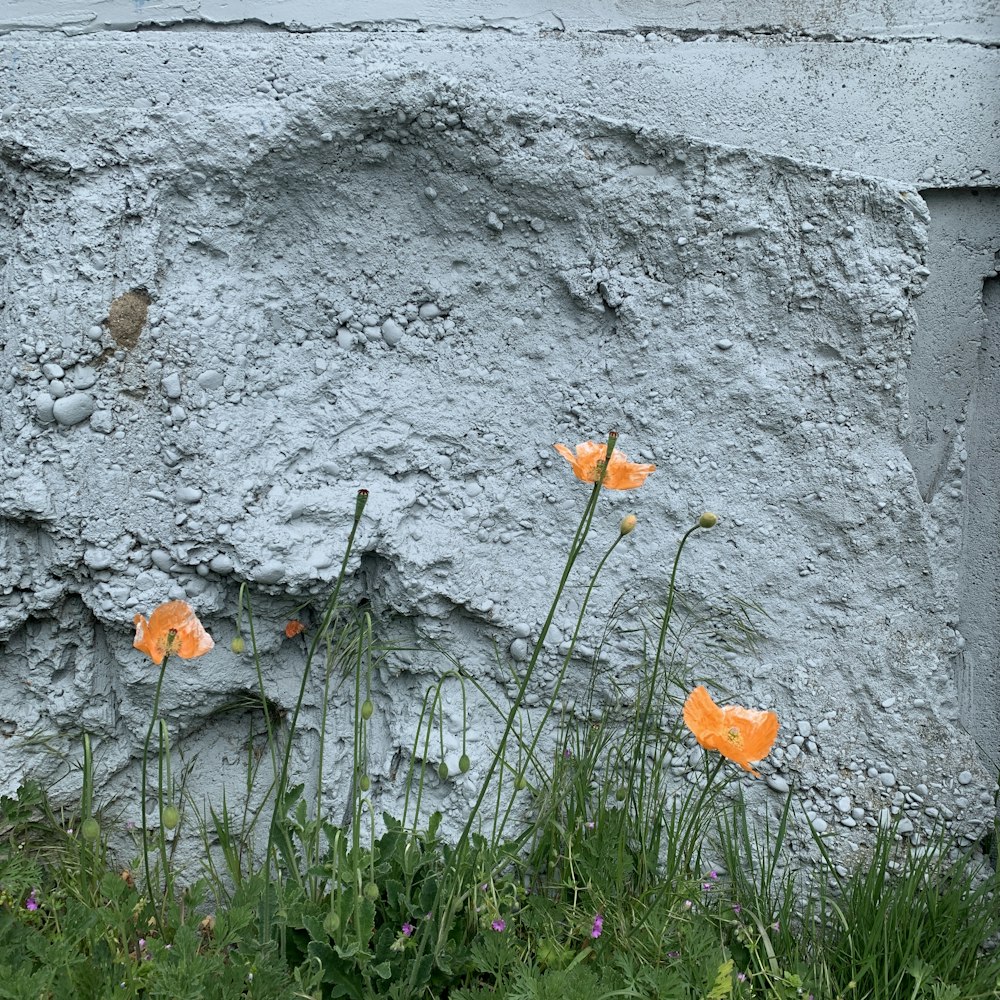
[361,699,374,720]
[162,805,180,830]
[458,753,471,773]
[438,762,449,781]
[81,817,101,841]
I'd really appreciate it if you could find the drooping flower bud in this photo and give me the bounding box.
[619,514,637,536]
[230,636,246,654]
[699,512,718,529]
[438,762,449,781]
[162,805,180,830]
[81,817,101,841]
[359,774,371,792]
[361,699,374,720]
[459,753,471,773]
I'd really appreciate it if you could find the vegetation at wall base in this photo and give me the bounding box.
[1,440,998,998]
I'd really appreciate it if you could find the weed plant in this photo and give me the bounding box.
[1,434,998,999]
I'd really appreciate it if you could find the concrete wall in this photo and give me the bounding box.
[1,2,997,871]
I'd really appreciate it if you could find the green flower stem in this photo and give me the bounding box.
[406,433,618,996]
[455,471,605,849]
[628,521,704,813]
[496,529,628,842]
[402,685,436,832]
[261,491,367,940]
[157,719,171,907]
[140,652,170,921]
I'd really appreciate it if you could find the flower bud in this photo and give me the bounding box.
[438,762,449,781]
[162,805,180,830]
[699,512,718,529]
[230,636,245,654]
[459,753,471,773]
[354,488,369,521]
[364,882,380,902]
[619,514,637,536]
[361,699,374,721]
[514,775,528,791]
[81,817,101,841]
[359,774,371,792]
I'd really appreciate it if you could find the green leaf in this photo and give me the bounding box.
[706,958,734,999]
[385,878,406,912]
[418,875,439,915]
[427,811,442,840]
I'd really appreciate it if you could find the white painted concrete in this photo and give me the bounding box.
[0,8,996,874]
[2,0,998,41]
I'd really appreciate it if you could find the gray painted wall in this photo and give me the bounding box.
[1,2,997,873]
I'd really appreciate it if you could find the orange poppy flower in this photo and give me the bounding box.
[133,600,214,666]
[554,441,655,490]
[682,686,779,777]
[284,619,305,639]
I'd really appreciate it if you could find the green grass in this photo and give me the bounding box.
[1,438,998,999]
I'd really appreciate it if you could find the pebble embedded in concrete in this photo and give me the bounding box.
[766,774,790,794]
[53,392,95,426]
[90,410,115,434]
[35,392,55,423]
[162,372,182,399]
[381,318,404,346]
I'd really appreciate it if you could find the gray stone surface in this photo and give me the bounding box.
[0,11,996,874]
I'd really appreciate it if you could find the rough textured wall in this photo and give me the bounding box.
[1,8,997,872]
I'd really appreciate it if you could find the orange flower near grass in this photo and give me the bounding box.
[133,600,214,666]
[284,619,305,639]
[554,441,655,490]
[682,686,779,777]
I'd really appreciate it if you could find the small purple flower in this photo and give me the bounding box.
[491,919,506,932]
[563,748,572,759]
[708,870,718,880]
[24,890,38,912]
[732,902,742,914]
[666,949,680,959]
[401,922,415,937]
[737,971,747,982]
[584,820,595,830]
[702,882,712,892]
[590,913,603,939]
[771,920,781,932]
[683,899,693,910]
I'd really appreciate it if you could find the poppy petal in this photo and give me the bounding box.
[683,686,779,776]
[133,600,213,664]
[554,440,655,490]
